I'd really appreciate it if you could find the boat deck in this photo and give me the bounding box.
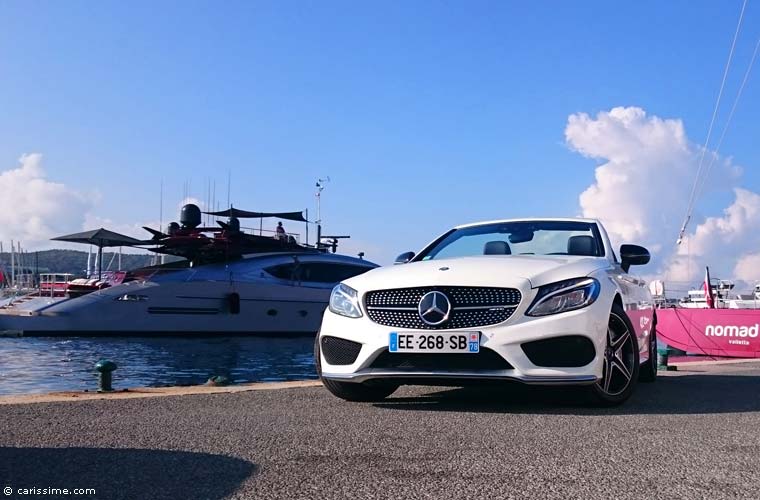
[0,296,64,316]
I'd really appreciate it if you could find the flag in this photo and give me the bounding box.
[704,266,715,309]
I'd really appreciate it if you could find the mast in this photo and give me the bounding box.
[86,246,92,278]
[315,177,329,250]
[10,239,14,288]
[159,179,164,233]
[677,0,749,245]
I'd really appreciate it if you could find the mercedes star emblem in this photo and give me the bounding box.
[418,291,451,326]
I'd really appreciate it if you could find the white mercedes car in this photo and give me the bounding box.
[315,218,656,405]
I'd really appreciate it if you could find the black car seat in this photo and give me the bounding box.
[567,235,597,256]
[483,241,512,255]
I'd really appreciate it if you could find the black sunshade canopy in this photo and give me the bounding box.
[52,228,144,247]
[203,208,307,222]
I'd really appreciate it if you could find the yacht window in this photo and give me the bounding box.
[264,263,372,283]
[264,264,298,280]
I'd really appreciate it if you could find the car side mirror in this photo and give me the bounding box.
[394,251,415,265]
[620,244,650,273]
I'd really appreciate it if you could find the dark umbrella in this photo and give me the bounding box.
[51,228,144,279]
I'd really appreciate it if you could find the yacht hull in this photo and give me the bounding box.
[0,280,330,336]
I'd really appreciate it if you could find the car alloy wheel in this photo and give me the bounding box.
[599,312,636,396]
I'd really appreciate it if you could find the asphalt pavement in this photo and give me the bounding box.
[2,362,760,499]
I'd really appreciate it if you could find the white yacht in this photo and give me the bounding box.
[677,279,760,309]
[725,282,760,309]
[0,204,377,336]
[678,279,736,308]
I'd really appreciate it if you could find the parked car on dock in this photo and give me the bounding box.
[315,218,656,406]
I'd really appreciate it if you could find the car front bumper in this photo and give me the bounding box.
[318,297,610,386]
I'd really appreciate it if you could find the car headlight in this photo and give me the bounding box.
[329,283,363,318]
[526,278,600,317]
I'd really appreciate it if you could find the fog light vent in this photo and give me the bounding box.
[321,336,362,365]
[521,335,596,367]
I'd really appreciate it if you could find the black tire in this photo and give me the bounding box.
[588,303,640,406]
[314,334,399,402]
[638,315,658,383]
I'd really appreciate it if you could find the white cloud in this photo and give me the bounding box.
[0,154,162,254]
[566,106,740,246]
[0,154,94,249]
[567,106,759,288]
[667,188,760,282]
[735,252,760,282]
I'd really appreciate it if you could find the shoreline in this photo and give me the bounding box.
[0,379,323,405]
[5,355,760,405]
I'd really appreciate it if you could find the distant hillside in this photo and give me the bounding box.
[0,249,165,276]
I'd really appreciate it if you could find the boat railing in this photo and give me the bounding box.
[240,226,301,245]
[38,273,76,298]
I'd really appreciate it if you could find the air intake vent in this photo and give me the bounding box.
[321,336,362,365]
[369,347,513,371]
[521,335,596,367]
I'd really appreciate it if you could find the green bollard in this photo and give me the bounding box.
[94,359,117,392]
[656,348,669,371]
[666,348,678,371]
[657,348,678,371]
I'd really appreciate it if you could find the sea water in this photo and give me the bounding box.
[0,336,317,395]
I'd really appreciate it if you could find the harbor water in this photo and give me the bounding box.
[0,336,317,395]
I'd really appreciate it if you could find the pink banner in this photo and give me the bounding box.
[656,308,760,358]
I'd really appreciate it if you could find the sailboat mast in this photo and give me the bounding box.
[10,240,14,288]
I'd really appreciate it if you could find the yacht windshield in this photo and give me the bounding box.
[417,221,604,261]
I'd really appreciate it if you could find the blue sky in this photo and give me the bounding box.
[1,1,759,272]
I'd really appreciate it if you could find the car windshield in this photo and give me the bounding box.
[417,221,604,260]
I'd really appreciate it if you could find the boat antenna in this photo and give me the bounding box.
[159,178,164,232]
[315,176,330,225]
[227,170,231,209]
[677,0,748,245]
[205,177,210,226]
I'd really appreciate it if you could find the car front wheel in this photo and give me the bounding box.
[321,377,399,402]
[588,303,640,406]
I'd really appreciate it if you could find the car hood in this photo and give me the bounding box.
[345,255,610,290]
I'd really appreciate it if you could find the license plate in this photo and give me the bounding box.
[388,332,480,353]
